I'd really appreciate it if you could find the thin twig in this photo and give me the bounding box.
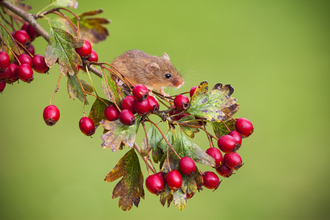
[134,143,156,174]
[50,74,62,105]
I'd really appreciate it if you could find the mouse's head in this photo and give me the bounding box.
[144,53,184,90]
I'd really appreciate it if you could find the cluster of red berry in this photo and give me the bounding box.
[42,38,99,136]
[145,85,254,200]
[0,22,49,93]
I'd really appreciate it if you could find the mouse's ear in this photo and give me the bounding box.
[145,62,160,73]
[163,53,170,61]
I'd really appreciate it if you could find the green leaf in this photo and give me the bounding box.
[173,189,187,211]
[141,124,163,159]
[178,115,200,138]
[49,0,78,8]
[187,81,239,122]
[45,24,83,76]
[71,9,110,44]
[101,74,120,105]
[67,75,89,104]
[211,118,237,138]
[104,149,144,211]
[175,132,215,167]
[88,98,111,127]
[100,118,140,152]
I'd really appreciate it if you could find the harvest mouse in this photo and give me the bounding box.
[111,50,184,96]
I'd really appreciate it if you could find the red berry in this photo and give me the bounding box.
[104,104,120,121]
[5,63,18,83]
[79,117,95,136]
[119,109,135,125]
[224,152,243,170]
[133,99,150,115]
[88,49,98,62]
[216,164,234,178]
[26,44,35,56]
[179,157,197,175]
[190,86,197,98]
[12,30,30,46]
[174,94,190,110]
[26,24,40,40]
[132,84,149,101]
[147,96,159,112]
[217,135,240,153]
[43,105,60,126]
[32,55,49,73]
[203,171,220,190]
[17,54,33,66]
[166,170,182,190]
[121,95,135,113]
[205,147,223,167]
[75,39,92,58]
[0,80,6,93]
[235,118,254,138]
[145,174,165,195]
[229,130,242,146]
[21,22,28,31]
[156,172,166,186]
[16,64,34,83]
[0,51,10,70]
[0,66,11,80]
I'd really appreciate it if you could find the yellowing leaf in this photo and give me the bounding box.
[100,119,139,152]
[72,9,110,44]
[187,81,239,122]
[104,149,144,211]
[178,115,200,138]
[0,22,21,61]
[45,24,84,76]
[173,189,186,211]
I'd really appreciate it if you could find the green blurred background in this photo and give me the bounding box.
[1,0,330,219]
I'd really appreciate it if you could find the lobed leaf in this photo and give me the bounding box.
[104,149,144,211]
[100,119,140,152]
[187,81,239,122]
[88,98,111,127]
[45,23,84,76]
[72,9,110,44]
[49,0,78,8]
[67,75,90,104]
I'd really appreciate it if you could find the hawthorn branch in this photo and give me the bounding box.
[0,0,103,78]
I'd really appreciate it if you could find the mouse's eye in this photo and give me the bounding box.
[165,73,171,79]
